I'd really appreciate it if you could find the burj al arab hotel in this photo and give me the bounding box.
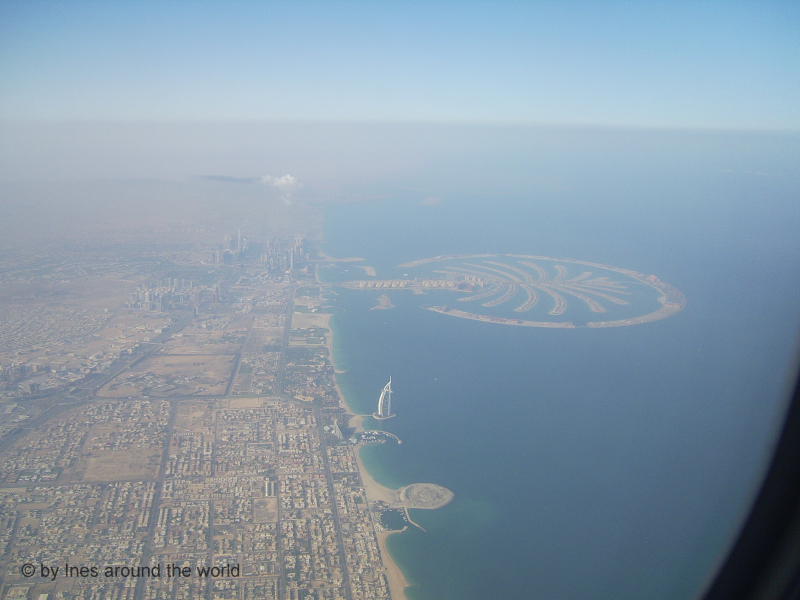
[373,377,394,420]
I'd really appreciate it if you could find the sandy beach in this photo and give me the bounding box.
[377,529,411,600]
[356,450,412,600]
[321,310,411,600]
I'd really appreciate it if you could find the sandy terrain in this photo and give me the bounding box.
[370,294,395,310]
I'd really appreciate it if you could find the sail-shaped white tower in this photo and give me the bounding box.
[374,377,394,419]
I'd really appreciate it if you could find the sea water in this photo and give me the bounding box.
[323,129,800,600]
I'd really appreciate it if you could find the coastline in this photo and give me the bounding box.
[356,449,412,600]
[322,309,411,600]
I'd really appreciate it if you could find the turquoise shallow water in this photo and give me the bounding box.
[323,134,800,599]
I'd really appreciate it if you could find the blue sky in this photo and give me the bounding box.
[1,0,798,129]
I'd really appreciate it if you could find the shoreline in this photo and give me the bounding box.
[322,309,411,600]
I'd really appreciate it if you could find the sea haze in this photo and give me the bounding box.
[321,126,800,599]
[1,121,797,599]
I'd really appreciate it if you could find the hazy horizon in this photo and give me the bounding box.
[1,3,799,599]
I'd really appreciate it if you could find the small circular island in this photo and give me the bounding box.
[394,483,454,510]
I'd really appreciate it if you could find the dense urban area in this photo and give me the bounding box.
[0,231,392,600]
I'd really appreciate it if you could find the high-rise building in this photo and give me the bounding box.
[374,377,393,419]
